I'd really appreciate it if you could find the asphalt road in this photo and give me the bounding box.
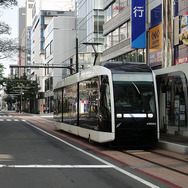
[0,111,174,188]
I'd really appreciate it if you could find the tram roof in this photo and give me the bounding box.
[101,61,152,73]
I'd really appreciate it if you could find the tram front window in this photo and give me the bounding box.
[113,74,156,115]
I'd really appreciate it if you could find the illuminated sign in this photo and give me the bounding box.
[149,24,162,67]
[149,24,162,52]
[131,0,146,48]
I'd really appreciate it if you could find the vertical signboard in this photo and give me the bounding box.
[149,23,162,68]
[131,0,146,48]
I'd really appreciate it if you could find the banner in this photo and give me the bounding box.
[131,0,146,48]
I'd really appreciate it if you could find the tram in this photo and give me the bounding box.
[53,62,159,146]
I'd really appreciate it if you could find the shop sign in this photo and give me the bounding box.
[149,49,162,67]
[149,24,162,52]
[149,24,162,67]
[179,15,188,46]
[175,56,188,65]
[131,0,146,48]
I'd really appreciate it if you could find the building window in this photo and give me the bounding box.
[104,20,130,49]
[120,23,127,41]
[105,5,112,22]
[105,33,112,49]
[105,0,130,22]
[45,44,50,59]
[112,28,119,46]
[28,4,33,9]
[128,21,131,38]
[113,49,145,63]
[119,0,129,11]
[50,40,54,54]
[112,0,119,17]
[45,40,53,59]
[138,49,145,62]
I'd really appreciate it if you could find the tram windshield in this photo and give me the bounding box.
[113,73,156,115]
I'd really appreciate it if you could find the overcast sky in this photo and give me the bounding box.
[0,0,26,77]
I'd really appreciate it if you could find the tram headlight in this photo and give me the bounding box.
[116,113,122,118]
[148,113,153,118]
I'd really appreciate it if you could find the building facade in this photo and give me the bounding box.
[103,0,145,62]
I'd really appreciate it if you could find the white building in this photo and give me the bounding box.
[31,0,75,113]
[17,0,34,78]
[44,16,76,112]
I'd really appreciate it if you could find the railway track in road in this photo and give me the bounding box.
[120,149,188,176]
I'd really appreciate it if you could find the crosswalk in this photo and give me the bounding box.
[0,115,25,122]
[0,119,25,122]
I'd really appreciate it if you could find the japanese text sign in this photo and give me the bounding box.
[131,0,146,48]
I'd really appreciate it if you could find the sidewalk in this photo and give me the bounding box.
[158,134,188,154]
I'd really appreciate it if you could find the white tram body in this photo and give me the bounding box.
[53,62,159,146]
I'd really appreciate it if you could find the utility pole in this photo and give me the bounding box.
[146,0,149,66]
[76,38,78,73]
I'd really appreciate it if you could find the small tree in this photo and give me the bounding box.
[4,74,39,112]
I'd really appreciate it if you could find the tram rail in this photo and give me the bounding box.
[120,149,188,176]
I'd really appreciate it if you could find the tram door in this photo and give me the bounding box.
[157,72,187,136]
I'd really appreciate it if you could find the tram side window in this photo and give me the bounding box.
[57,88,62,115]
[79,77,100,130]
[99,75,112,132]
[63,84,77,125]
[54,89,58,115]
[165,74,187,127]
[53,88,62,122]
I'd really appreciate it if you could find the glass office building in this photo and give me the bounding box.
[76,0,104,69]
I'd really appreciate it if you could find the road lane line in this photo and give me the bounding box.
[24,121,159,188]
[0,165,114,168]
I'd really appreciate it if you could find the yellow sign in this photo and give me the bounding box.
[149,24,162,52]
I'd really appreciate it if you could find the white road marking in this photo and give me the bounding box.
[26,121,160,188]
[0,165,113,168]
[0,119,22,122]
[40,115,53,118]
